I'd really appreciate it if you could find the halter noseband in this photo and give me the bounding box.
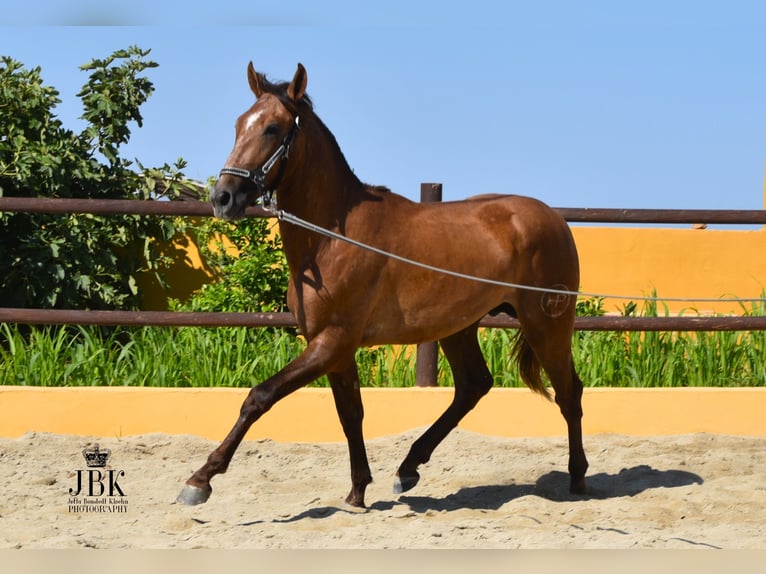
[218,115,301,208]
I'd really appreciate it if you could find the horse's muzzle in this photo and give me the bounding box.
[210,181,251,221]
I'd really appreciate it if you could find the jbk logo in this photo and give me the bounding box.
[67,444,128,513]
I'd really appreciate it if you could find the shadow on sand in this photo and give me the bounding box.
[263,464,702,524]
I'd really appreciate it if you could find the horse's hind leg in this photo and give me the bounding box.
[561,362,588,494]
[328,361,372,508]
[516,307,589,494]
[394,323,493,494]
[549,356,588,494]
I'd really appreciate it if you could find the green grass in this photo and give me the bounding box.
[1,297,765,388]
[571,298,766,388]
[0,323,305,387]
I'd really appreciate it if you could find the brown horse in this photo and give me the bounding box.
[177,62,588,508]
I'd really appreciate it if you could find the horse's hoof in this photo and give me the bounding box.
[344,493,367,509]
[176,484,212,506]
[569,476,587,495]
[393,471,420,494]
[343,498,368,512]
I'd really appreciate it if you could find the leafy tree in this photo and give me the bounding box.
[0,46,191,310]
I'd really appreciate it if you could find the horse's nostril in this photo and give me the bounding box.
[211,186,243,220]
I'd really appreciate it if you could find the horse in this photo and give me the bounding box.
[176,62,588,508]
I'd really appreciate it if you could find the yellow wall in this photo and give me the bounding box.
[572,226,766,315]
[1,387,764,440]
[137,230,237,310]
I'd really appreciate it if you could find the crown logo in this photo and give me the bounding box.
[82,444,111,468]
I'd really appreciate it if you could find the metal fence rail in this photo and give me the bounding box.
[0,196,270,218]
[555,207,766,225]
[3,307,766,332]
[3,196,766,224]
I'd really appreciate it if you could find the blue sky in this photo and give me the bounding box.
[2,1,765,212]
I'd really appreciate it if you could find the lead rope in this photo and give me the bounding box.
[266,206,765,305]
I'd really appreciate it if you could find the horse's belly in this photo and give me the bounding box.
[360,291,497,346]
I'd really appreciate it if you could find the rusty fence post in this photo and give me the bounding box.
[415,183,442,387]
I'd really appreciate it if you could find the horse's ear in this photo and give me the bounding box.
[247,62,266,98]
[287,63,307,102]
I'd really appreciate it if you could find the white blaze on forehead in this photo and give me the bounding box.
[243,109,263,132]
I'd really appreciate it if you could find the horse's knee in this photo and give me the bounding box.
[239,384,276,421]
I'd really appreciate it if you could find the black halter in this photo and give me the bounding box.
[218,115,301,208]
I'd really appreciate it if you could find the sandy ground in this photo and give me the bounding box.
[0,428,764,549]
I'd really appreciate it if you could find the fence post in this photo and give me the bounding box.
[415,183,443,387]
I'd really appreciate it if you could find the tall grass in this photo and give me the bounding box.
[1,296,765,387]
[0,323,305,387]
[571,297,766,388]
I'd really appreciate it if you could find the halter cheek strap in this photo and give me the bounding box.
[219,115,301,208]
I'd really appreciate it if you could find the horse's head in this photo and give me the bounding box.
[211,62,308,220]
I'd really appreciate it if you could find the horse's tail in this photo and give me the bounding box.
[511,330,552,401]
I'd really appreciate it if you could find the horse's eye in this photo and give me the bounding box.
[264,124,279,137]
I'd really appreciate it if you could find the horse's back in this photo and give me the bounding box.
[405,192,576,260]
[363,189,577,271]
[413,191,580,306]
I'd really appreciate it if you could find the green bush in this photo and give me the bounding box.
[174,214,289,314]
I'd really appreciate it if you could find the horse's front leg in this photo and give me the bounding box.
[328,362,372,508]
[176,330,350,506]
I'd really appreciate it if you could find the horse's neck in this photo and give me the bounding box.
[279,171,361,229]
[276,122,364,266]
[279,116,364,220]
